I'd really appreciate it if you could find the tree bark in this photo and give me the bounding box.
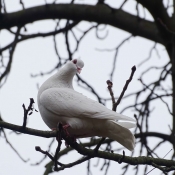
[0,4,164,44]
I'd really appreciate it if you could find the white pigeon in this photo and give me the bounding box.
[37,59,136,151]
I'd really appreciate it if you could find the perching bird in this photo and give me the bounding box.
[37,59,136,151]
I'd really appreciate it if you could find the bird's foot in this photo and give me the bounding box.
[62,124,71,137]
[52,124,71,137]
[52,124,75,147]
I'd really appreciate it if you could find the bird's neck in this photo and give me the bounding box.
[54,65,76,88]
[54,73,74,89]
[43,66,76,89]
[38,64,76,99]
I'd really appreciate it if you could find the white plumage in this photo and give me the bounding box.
[37,59,136,151]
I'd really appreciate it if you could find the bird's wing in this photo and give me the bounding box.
[39,88,135,121]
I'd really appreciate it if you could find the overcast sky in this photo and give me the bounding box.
[0,0,173,175]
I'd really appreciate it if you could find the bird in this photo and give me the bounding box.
[37,59,136,151]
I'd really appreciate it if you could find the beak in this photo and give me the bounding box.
[77,67,82,74]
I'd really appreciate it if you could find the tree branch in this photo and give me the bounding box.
[60,133,175,168]
[0,119,173,173]
[0,120,56,138]
[0,120,171,141]
[0,4,164,44]
[113,65,136,111]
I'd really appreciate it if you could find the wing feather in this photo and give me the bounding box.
[40,88,135,121]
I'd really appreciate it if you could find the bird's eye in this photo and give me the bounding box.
[72,59,77,64]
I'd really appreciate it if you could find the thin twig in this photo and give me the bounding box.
[55,156,91,171]
[106,80,115,105]
[31,138,55,165]
[22,98,35,129]
[139,78,173,116]
[94,79,116,152]
[113,65,136,111]
[118,150,125,164]
[146,149,172,175]
[54,123,63,171]
[35,146,63,166]
[94,137,106,153]
[19,0,25,9]
[2,128,29,162]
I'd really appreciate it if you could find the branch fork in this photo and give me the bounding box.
[22,98,37,129]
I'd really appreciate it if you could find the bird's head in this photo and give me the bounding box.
[70,59,84,74]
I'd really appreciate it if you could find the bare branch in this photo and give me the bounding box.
[94,137,106,153]
[0,27,21,87]
[0,4,164,44]
[55,156,91,171]
[106,80,115,105]
[22,98,35,129]
[139,78,173,116]
[0,21,79,55]
[31,138,55,166]
[54,124,62,171]
[19,0,25,10]
[2,128,29,162]
[138,43,158,67]
[35,146,63,166]
[113,65,136,111]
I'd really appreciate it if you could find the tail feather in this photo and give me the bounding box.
[114,112,136,122]
[104,120,135,151]
[117,121,136,129]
